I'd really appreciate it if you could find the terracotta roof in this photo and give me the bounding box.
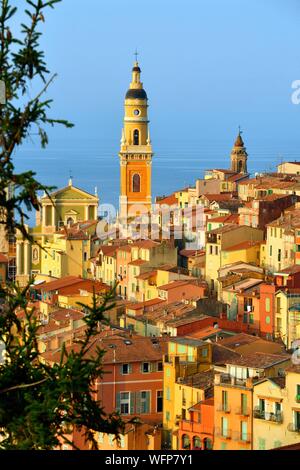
[212,344,241,365]
[182,369,215,390]
[58,279,110,296]
[218,333,263,349]
[128,259,148,266]
[158,280,205,291]
[135,270,157,280]
[43,333,168,364]
[33,276,82,292]
[224,352,291,368]
[208,223,241,235]
[156,194,178,206]
[275,265,300,275]
[179,249,205,258]
[126,298,165,310]
[98,245,118,256]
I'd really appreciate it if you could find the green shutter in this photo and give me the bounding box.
[116,392,121,412]
[136,392,141,414]
[145,391,151,413]
[130,392,135,415]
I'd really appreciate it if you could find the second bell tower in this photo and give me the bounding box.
[119,60,153,219]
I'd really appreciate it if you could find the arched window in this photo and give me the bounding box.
[238,160,243,173]
[67,217,74,226]
[193,436,201,450]
[133,129,139,145]
[182,434,190,450]
[203,438,213,450]
[132,173,141,193]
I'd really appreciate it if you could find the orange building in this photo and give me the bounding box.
[179,399,214,451]
[214,352,291,450]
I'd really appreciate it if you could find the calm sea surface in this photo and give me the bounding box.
[13,136,300,224]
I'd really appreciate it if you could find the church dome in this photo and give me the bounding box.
[125,88,148,100]
[234,133,244,148]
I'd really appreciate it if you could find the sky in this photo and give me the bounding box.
[9,0,300,214]
[28,0,300,143]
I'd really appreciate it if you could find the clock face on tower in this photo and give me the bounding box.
[134,109,140,116]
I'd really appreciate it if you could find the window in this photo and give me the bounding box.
[157,391,163,412]
[182,408,186,420]
[121,363,132,375]
[84,252,87,262]
[132,173,141,192]
[215,246,218,255]
[221,417,228,437]
[241,421,248,441]
[120,392,130,415]
[165,411,170,422]
[209,245,213,255]
[265,298,270,313]
[166,387,171,401]
[157,361,163,371]
[202,348,208,358]
[278,249,281,262]
[269,245,272,256]
[276,297,281,313]
[133,129,139,145]
[142,362,150,373]
[241,394,247,415]
[222,391,228,412]
[258,438,266,450]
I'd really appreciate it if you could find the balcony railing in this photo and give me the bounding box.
[253,408,283,423]
[215,427,232,440]
[288,423,300,433]
[235,407,250,417]
[233,432,251,443]
[216,403,231,413]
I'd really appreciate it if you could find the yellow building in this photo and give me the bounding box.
[277,161,300,175]
[119,60,153,219]
[205,224,264,295]
[163,338,213,449]
[253,365,300,449]
[16,180,98,285]
[274,289,300,348]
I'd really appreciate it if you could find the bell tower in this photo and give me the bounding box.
[119,58,153,219]
[231,129,248,174]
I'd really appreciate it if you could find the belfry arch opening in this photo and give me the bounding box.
[133,129,139,145]
[238,160,243,173]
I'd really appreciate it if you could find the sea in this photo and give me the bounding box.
[13,136,300,225]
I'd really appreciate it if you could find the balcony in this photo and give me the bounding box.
[253,408,283,423]
[215,427,232,440]
[288,423,300,433]
[235,407,250,417]
[233,432,251,444]
[217,403,231,413]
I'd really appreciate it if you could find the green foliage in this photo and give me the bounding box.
[0,0,124,450]
[0,284,124,450]
[0,0,74,241]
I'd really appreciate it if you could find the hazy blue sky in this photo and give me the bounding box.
[16,0,300,144]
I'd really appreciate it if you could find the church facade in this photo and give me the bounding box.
[16,180,99,285]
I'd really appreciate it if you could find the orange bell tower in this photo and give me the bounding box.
[119,58,153,219]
